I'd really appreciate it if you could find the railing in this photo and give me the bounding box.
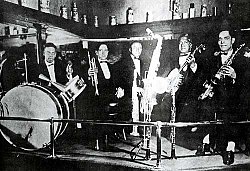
[1,117,250,169]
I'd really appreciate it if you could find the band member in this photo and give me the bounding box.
[153,33,205,123]
[113,42,143,121]
[38,43,68,86]
[197,24,248,165]
[88,43,123,120]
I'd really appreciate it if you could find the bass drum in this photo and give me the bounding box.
[0,84,69,150]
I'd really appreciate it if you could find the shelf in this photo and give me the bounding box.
[1,0,250,41]
[0,0,86,38]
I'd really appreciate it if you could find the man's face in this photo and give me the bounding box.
[44,47,56,63]
[96,44,109,60]
[218,31,235,52]
[179,37,192,53]
[131,42,142,58]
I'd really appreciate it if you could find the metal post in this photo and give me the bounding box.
[155,121,162,169]
[49,117,55,158]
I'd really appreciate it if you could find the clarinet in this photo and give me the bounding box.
[199,43,245,100]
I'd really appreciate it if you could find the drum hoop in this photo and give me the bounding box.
[0,84,70,150]
[27,84,70,138]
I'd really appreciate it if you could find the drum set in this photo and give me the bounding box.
[0,55,86,150]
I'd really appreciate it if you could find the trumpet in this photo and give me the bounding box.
[66,60,73,80]
[88,51,99,96]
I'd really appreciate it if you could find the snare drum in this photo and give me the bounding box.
[0,84,69,150]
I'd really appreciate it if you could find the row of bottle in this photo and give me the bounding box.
[60,5,134,26]
[173,2,233,20]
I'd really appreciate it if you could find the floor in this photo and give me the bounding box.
[1,125,250,171]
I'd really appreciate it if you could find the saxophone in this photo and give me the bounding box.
[198,43,245,100]
[140,28,163,159]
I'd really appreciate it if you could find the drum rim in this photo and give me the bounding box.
[0,84,70,151]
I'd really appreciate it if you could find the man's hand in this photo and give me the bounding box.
[220,65,236,79]
[116,87,124,98]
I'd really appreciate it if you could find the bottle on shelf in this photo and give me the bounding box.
[40,0,50,13]
[126,7,134,24]
[172,0,181,20]
[71,2,79,22]
[212,7,217,16]
[201,4,207,17]
[60,5,68,19]
[228,2,232,15]
[109,16,117,26]
[189,3,195,18]
[94,16,99,27]
[81,14,88,25]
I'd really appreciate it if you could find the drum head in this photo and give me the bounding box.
[0,85,65,150]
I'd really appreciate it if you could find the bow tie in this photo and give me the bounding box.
[179,53,189,57]
[47,63,54,66]
[100,60,108,63]
[221,52,228,55]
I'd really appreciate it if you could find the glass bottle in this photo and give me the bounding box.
[189,3,195,18]
[126,7,134,24]
[71,2,79,22]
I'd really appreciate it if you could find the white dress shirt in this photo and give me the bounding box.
[221,49,233,65]
[45,61,56,82]
[99,60,110,79]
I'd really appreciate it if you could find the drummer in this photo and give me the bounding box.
[38,42,68,87]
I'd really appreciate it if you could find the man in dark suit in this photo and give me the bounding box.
[88,43,118,120]
[197,25,248,165]
[38,42,68,86]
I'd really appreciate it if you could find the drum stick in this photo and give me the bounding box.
[39,74,66,92]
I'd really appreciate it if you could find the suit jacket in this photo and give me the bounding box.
[205,50,247,121]
[38,59,68,86]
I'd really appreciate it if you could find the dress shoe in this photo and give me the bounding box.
[222,151,234,165]
[195,143,210,156]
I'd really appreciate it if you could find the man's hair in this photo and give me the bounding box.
[130,41,142,47]
[96,43,108,50]
[219,20,235,38]
[43,42,57,50]
[178,33,192,44]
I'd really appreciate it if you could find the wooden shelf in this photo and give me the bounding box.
[1,0,250,40]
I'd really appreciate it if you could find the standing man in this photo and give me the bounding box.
[198,24,247,165]
[154,33,205,123]
[113,41,143,134]
[38,42,68,86]
[88,43,120,120]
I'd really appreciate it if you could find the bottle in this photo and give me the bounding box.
[71,2,79,22]
[109,16,117,26]
[189,3,195,18]
[201,4,207,17]
[60,5,68,19]
[40,0,50,13]
[94,16,99,27]
[212,7,217,16]
[126,7,134,24]
[81,14,88,25]
[228,2,232,15]
[172,0,181,20]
